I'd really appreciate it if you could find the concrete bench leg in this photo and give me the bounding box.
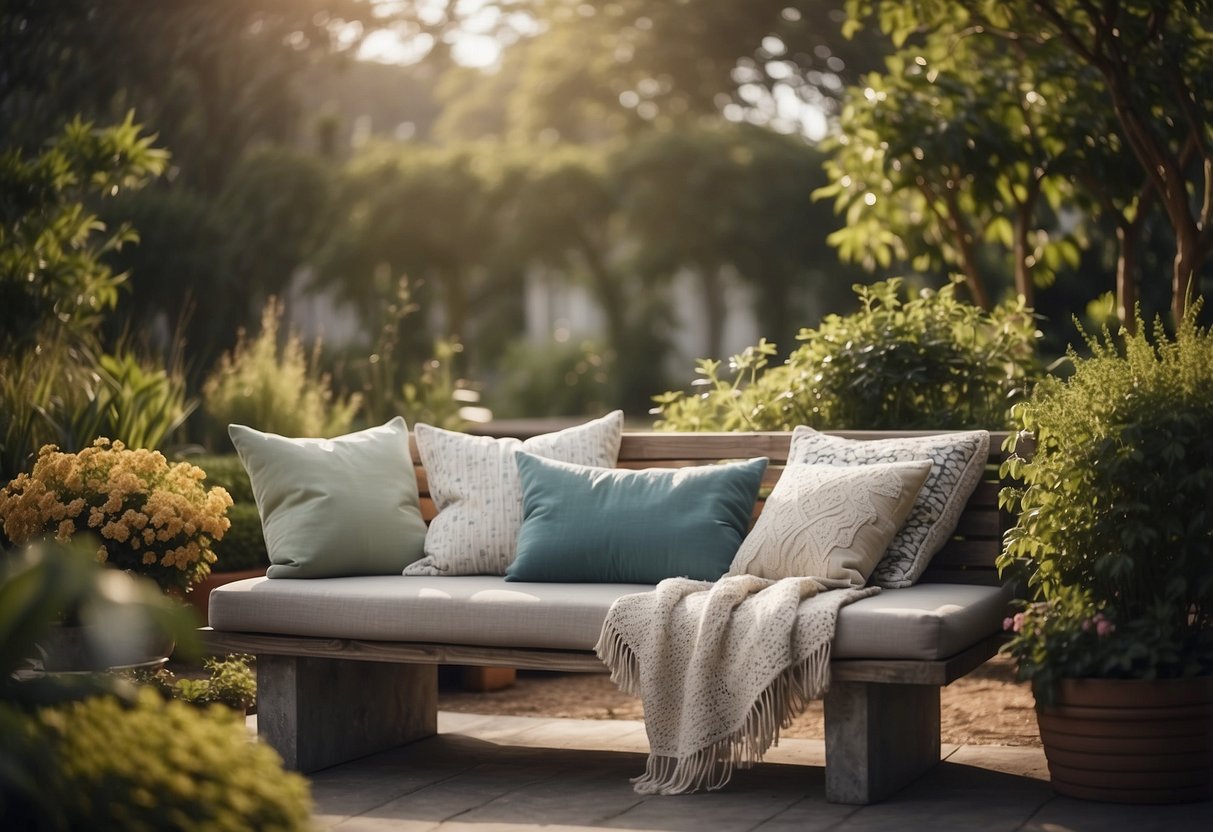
[823,681,941,804]
[257,656,437,773]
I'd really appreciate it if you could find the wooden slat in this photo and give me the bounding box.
[618,432,794,463]
[916,568,1002,586]
[951,510,1002,537]
[200,629,1007,686]
[830,634,1004,685]
[200,629,608,673]
[968,480,1002,507]
[931,538,1004,567]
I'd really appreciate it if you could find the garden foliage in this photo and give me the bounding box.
[0,116,189,481]
[187,455,267,573]
[1,689,310,831]
[654,278,1039,431]
[0,441,232,594]
[0,542,307,830]
[999,306,1213,695]
[202,298,361,442]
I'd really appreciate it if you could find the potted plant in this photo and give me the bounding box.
[999,308,1213,803]
[0,438,232,597]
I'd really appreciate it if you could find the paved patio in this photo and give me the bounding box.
[283,711,1211,831]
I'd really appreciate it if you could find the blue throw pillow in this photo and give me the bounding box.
[506,452,768,584]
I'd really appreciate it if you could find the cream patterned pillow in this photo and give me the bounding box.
[789,426,990,587]
[728,460,931,586]
[404,411,624,575]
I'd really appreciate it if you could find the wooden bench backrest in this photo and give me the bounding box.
[410,430,1010,587]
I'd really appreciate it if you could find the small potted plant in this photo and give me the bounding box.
[999,307,1213,803]
[0,439,233,596]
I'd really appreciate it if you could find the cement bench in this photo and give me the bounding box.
[202,430,1011,805]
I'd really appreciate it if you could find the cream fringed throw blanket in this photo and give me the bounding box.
[595,574,877,795]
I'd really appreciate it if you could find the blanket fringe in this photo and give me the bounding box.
[595,621,642,697]
[623,639,834,795]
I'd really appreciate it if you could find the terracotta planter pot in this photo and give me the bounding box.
[1036,676,1213,803]
[186,567,267,625]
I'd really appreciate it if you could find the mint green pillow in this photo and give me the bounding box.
[506,453,768,584]
[228,418,427,578]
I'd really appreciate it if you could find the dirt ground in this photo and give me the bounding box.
[437,653,1042,747]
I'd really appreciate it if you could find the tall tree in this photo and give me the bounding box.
[616,125,859,355]
[817,25,1086,308]
[846,0,1213,321]
[0,0,387,193]
[318,142,522,369]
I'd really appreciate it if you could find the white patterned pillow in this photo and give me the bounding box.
[789,427,989,587]
[405,411,624,576]
[728,461,931,586]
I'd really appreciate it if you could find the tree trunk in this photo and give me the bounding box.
[698,265,728,359]
[1115,221,1138,335]
[942,188,990,309]
[1173,229,1200,324]
[1013,200,1036,308]
[576,238,629,353]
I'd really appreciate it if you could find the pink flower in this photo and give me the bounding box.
[1096,619,1115,637]
[1011,612,1026,633]
[1081,618,1092,632]
[1003,616,1014,631]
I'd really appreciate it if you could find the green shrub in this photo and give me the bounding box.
[0,689,310,831]
[998,306,1213,695]
[190,454,254,504]
[202,298,361,444]
[0,114,166,353]
[398,338,477,431]
[205,503,267,572]
[653,278,1040,431]
[173,655,257,713]
[0,339,193,483]
[489,338,615,419]
[186,455,266,572]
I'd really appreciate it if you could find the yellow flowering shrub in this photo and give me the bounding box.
[0,439,232,593]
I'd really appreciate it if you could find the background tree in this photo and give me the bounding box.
[318,143,523,372]
[616,125,859,356]
[817,15,1089,310]
[0,0,386,192]
[844,0,1213,322]
[0,114,166,352]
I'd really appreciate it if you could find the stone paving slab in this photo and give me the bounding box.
[279,712,1212,832]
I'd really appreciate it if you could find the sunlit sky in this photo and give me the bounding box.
[355,0,516,68]
[353,1,829,140]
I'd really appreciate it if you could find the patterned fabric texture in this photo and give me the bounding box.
[728,460,931,587]
[597,574,876,794]
[788,427,989,587]
[404,411,624,576]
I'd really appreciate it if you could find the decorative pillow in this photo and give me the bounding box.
[405,411,624,576]
[506,453,769,584]
[727,460,931,587]
[789,426,990,587]
[228,417,427,579]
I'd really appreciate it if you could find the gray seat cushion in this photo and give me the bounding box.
[208,576,652,651]
[831,582,1013,661]
[208,576,1011,661]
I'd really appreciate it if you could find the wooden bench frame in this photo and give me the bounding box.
[202,429,1010,805]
